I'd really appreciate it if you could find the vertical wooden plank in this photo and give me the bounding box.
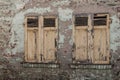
[44,30,56,62]
[43,30,47,62]
[27,30,36,62]
[34,30,39,62]
[75,29,88,61]
[93,29,101,63]
[106,14,110,63]
[24,17,28,61]
[93,29,108,64]
[72,15,76,62]
[101,29,107,63]
[55,17,58,63]
[38,16,44,62]
[87,14,94,63]
[37,16,41,62]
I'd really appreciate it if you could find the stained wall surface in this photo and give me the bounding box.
[0,0,120,80]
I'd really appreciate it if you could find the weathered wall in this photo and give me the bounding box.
[0,0,120,80]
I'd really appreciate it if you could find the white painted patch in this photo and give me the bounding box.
[15,3,25,10]
[58,8,73,21]
[68,25,73,29]
[58,34,65,48]
[0,0,11,5]
[9,7,52,54]
[59,34,65,43]
[11,0,29,10]
[69,39,73,46]
[110,15,120,52]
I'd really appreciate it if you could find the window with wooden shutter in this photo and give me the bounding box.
[25,16,57,63]
[73,14,89,63]
[73,13,110,64]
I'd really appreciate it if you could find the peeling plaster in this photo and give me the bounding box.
[10,0,29,10]
[58,8,73,21]
[69,39,73,46]
[8,7,52,54]
[68,25,73,29]
[58,34,65,48]
[0,1,11,5]
[52,0,70,7]
[14,2,25,10]
[59,34,65,43]
[110,15,120,52]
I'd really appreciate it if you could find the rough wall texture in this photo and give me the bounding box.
[0,0,120,80]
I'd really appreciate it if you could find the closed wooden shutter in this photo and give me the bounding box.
[93,14,110,64]
[73,14,110,64]
[43,17,57,62]
[25,16,57,63]
[25,17,39,62]
[73,15,89,63]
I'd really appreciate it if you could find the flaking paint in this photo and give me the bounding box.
[110,15,120,52]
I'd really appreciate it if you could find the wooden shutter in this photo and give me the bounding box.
[25,16,39,62]
[93,14,110,64]
[73,14,110,64]
[43,16,57,62]
[25,16,57,63]
[73,15,88,63]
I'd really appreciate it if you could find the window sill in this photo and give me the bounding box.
[70,64,112,70]
[21,62,60,68]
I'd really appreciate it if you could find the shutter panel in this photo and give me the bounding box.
[73,15,89,63]
[75,29,88,62]
[27,30,38,62]
[43,17,57,62]
[93,14,110,64]
[25,17,39,62]
[43,30,56,62]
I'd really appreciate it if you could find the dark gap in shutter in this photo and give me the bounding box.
[75,17,88,26]
[27,18,38,27]
[93,15,107,26]
[44,18,55,27]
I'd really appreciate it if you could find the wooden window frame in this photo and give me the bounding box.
[72,13,110,64]
[24,15,58,63]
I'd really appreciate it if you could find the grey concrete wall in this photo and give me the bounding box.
[0,0,120,80]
